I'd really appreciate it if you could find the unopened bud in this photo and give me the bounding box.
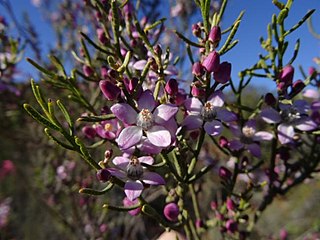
[165,78,178,95]
[99,80,121,100]
[264,92,276,106]
[279,65,294,86]
[214,61,231,84]
[219,166,232,180]
[192,62,205,77]
[202,51,220,73]
[83,65,94,77]
[163,202,179,222]
[208,26,221,47]
[96,168,111,182]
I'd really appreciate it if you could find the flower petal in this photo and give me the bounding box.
[124,181,144,201]
[108,168,126,179]
[204,120,223,136]
[293,100,310,113]
[146,125,171,147]
[208,90,225,107]
[247,143,261,158]
[111,103,137,125]
[113,156,130,170]
[116,126,142,149]
[138,90,156,111]
[277,124,294,144]
[142,172,165,185]
[138,156,154,165]
[138,137,163,154]
[228,140,244,151]
[216,109,237,122]
[184,97,202,114]
[182,115,203,130]
[253,131,273,141]
[260,108,281,124]
[132,60,147,70]
[303,89,320,99]
[295,118,317,131]
[154,104,178,124]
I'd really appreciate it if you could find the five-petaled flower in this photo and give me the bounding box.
[261,100,317,144]
[108,155,165,201]
[229,120,273,157]
[183,90,237,136]
[111,90,178,150]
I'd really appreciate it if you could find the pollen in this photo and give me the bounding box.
[104,123,113,131]
[136,108,154,130]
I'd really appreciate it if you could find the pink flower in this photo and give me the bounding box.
[108,155,165,201]
[261,100,317,144]
[111,90,178,149]
[183,90,237,136]
[202,51,220,73]
[93,119,121,140]
[229,120,273,157]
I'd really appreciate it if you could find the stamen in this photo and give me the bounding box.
[126,157,143,180]
[136,109,154,130]
[201,102,217,122]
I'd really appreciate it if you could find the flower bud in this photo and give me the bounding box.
[163,202,179,222]
[191,81,205,97]
[289,79,305,98]
[226,198,235,211]
[225,219,238,233]
[196,219,204,228]
[202,51,220,73]
[192,23,201,38]
[219,166,232,180]
[309,67,316,76]
[219,136,229,148]
[192,62,205,77]
[99,80,121,100]
[175,90,187,106]
[208,26,221,47]
[100,66,108,79]
[123,197,141,216]
[165,78,178,95]
[96,168,111,182]
[264,92,276,106]
[211,200,218,210]
[97,28,107,44]
[82,126,96,139]
[279,228,288,240]
[83,65,94,77]
[214,61,231,84]
[279,65,294,86]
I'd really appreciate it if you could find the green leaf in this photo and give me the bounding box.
[75,137,101,170]
[44,128,74,150]
[79,183,114,195]
[57,100,73,128]
[24,104,60,131]
[145,18,166,31]
[173,30,203,48]
[26,58,55,76]
[77,114,115,122]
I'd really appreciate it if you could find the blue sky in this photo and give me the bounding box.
[3,0,320,90]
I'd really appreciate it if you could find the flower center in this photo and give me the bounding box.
[280,107,301,124]
[126,157,143,180]
[104,123,113,131]
[136,108,154,130]
[240,126,255,144]
[201,102,217,122]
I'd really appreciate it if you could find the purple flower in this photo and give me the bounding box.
[261,100,317,144]
[111,90,178,149]
[93,119,121,140]
[183,90,237,136]
[108,155,165,201]
[229,120,273,157]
